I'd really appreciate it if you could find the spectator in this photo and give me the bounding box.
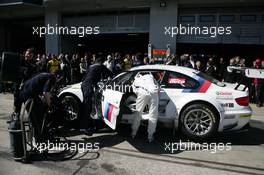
[124,54,133,71]
[217,57,226,81]
[60,54,71,85]
[143,57,150,65]
[36,54,41,62]
[92,54,96,64]
[36,54,47,72]
[113,52,123,75]
[180,54,193,68]
[47,54,60,74]
[189,55,195,68]
[239,58,246,67]
[205,59,217,78]
[104,55,114,72]
[71,54,80,84]
[166,54,179,65]
[80,57,88,79]
[234,56,241,66]
[224,58,236,83]
[132,54,144,67]
[195,60,203,72]
[253,58,264,107]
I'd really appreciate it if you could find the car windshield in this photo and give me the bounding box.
[195,71,226,87]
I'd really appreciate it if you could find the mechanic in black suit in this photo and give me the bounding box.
[18,72,56,139]
[80,54,113,135]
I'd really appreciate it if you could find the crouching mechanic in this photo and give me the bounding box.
[18,72,56,139]
[131,73,159,143]
[80,55,113,135]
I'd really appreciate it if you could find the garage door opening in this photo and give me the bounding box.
[61,33,149,55]
[5,17,45,54]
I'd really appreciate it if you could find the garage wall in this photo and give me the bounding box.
[62,11,149,34]
[177,7,264,45]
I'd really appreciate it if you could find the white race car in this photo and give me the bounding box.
[58,65,252,139]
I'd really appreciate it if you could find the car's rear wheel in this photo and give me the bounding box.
[180,104,219,140]
[60,95,81,127]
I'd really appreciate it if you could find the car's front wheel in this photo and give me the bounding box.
[180,104,219,140]
[60,95,81,127]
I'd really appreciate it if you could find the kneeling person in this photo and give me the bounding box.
[19,73,56,139]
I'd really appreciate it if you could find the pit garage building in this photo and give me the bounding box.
[0,0,264,57]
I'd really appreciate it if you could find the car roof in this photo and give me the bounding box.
[130,65,198,76]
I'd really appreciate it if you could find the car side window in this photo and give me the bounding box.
[162,71,199,89]
[106,71,135,92]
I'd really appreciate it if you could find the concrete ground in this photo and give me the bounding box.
[0,93,264,175]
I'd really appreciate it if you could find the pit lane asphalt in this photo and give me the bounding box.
[0,94,264,175]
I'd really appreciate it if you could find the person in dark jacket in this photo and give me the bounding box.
[254,58,264,107]
[224,58,237,83]
[217,57,226,81]
[71,54,80,84]
[59,54,71,85]
[13,48,37,117]
[18,72,56,140]
[80,55,113,135]
[205,59,216,78]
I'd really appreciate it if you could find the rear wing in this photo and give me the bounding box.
[227,66,264,79]
[244,68,264,79]
[226,66,264,91]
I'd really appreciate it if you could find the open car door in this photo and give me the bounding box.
[101,88,124,130]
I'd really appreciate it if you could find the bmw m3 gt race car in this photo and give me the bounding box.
[58,65,252,139]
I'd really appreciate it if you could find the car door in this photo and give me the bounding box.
[101,89,124,129]
[161,71,200,118]
[100,72,135,129]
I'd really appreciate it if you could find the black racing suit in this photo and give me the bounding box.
[80,63,112,129]
[14,59,37,114]
[19,73,56,139]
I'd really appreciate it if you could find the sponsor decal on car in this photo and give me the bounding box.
[216,91,233,100]
[168,78,186,84]
[221,103,234,108]
[240,114,251,118]
[216,92,232,96]
[103,102,117,122]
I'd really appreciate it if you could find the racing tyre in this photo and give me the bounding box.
[180,104,219,140]
[60,95,81,128]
